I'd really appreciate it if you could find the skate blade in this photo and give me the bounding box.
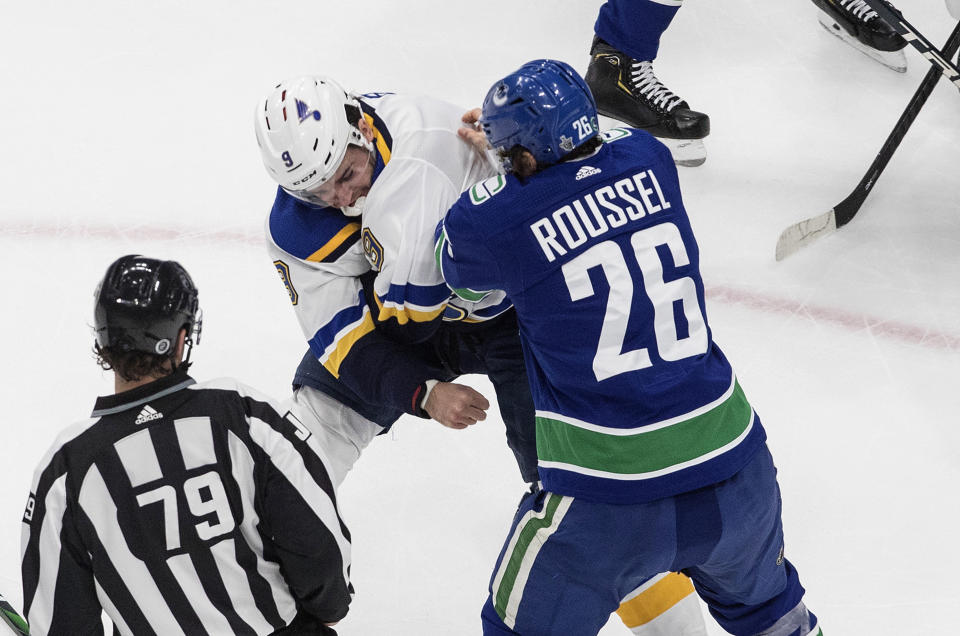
[597,115,707,167]
[660,138,707,167]
[817,12,907,72]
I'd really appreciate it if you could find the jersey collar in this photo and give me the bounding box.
[360,101,393,185]
[92,369,196,416]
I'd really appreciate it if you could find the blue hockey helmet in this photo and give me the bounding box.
[480,59,598,172]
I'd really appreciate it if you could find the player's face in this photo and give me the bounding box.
[291,146,375,209]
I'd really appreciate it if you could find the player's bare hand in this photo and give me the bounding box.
[461,107,481,127]
[458,108,490,152]
[423,381,490,429]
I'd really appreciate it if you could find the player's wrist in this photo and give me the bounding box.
[413,379,440,418]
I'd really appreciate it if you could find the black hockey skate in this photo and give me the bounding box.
[585,36,710,167]
[812,0,908,72]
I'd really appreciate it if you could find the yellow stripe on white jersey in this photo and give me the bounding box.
[364,113,392,165]
[321,310,377,378]
[307,222,361,263]
[617,572,706,635]
[372,293,447,325]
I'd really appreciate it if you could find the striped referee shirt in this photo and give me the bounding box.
[21,370,351,635]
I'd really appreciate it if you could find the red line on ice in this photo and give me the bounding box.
[709,285,960,351]
[0,220,263,245]
[3,220,957,351]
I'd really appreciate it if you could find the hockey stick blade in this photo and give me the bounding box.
[775,20,960,261]
[861,0,960,90]
[775,210,837,261]
[0,593,28,636]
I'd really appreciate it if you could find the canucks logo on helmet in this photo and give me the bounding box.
[492,83,509,106]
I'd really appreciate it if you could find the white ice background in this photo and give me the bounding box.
[1,1,959,634]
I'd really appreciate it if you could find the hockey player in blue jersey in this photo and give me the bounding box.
[437,60,822,635]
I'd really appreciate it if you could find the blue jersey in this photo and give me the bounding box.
[437,129,766,504]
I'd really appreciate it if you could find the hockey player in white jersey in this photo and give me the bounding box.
[255,75,708,636]
[256,76,532,485]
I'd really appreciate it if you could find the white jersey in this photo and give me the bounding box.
[267,92,508,388]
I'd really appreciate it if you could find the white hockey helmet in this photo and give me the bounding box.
[254,75,370,205]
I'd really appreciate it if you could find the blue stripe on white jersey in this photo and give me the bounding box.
[268,190,361,264]
[373,281,452,324]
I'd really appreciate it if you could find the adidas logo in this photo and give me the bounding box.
[575,165,602,180]
[135,405,163,425]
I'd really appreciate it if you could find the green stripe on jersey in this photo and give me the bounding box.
[435,228,491,302]
[536,380,753,477]
[494,493,565,621]
[434,228,447,271]
[451,286,489,302]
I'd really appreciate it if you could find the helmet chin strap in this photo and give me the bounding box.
[170,313,203,373]
[170,339,193,374]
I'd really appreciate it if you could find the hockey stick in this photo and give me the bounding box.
[0,593,28,635]
[861,0,960,90]
[774,19,960,261]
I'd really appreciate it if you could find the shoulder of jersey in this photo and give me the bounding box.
[364,93,464,162]
[601,127,635,144]
[268,188,361,263]
[463,173,514,208]
[602,126,670,158]
[46,416,102,456]
[190,376,244,393]
[365,91,459,121]
[190,377,294,418]
[191,377,279,406]
[461,128,645,209]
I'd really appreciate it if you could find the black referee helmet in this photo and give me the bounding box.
[93,255,201,358]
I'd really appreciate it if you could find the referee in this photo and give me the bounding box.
[21,255,352,635]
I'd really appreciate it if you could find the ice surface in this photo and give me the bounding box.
[1,1,958,634]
